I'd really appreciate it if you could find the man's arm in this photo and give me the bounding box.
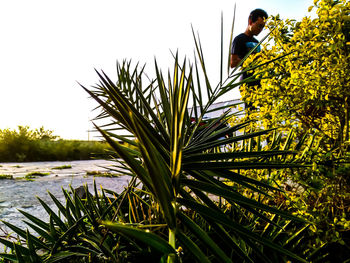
[230,54,241,68]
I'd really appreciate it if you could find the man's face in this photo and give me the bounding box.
[250,17,266,36]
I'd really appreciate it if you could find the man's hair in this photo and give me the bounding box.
[249,9,268,22]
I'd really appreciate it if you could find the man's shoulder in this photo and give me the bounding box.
[234,33,258,42]
[234,33,248,41]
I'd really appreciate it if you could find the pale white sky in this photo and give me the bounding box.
[0,0,314,140]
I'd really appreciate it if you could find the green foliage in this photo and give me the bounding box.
[25,172,50,179]
[75,26,308,262]
[241,0,350,151]
[231,1,350,259]
[52,165,72,170]
[0,178,306,263]
[0,126,111,162]
[86,171,119,177]
[0,183,161,262]
[267,133,350,262]
[0,174,13,180]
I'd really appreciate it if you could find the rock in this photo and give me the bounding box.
[74,186,90,199]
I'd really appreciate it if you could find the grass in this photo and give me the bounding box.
[0,174,13,180]
[86,170,118,177]
[25,172,50,179]
[52,165,72,170]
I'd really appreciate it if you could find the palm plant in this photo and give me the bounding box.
[0,182,166,263]
[0,16,309,263]
[78,19,308,262]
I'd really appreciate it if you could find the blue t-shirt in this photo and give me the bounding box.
[231,33,261,85]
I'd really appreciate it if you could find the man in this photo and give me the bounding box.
[230,8,268,87]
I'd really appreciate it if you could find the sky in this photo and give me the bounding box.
[0,0,314,140]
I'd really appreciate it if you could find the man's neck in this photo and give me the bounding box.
[244,28,254,37]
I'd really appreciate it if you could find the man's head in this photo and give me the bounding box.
[248,9,268,36]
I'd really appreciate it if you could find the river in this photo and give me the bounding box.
[0,159,129,244]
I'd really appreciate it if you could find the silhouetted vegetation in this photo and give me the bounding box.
[0,126,111,162]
